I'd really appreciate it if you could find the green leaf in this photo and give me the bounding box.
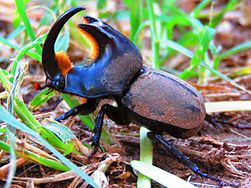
[210,0,238,27]
[131,161,196,188]
[200,61,251,95]
[43,120,76,155]
[29,89,55,110]
[0,36,40,61]
[179,26,215,80]
[0,105,99,188]
[11,33,47,74]
[55,31,70,52]
[0,68,77,151]
[214,41,251,69]
[97,0,107,10]
[15,0,42,54]
[161,39,193,58]
[137,127,152,188]
[44,120,75,143]
[129,0,143,41]
[190,0,211,18]
[230,66,251,77]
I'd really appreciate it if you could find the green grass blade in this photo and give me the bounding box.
[190,0,211,18]
[14,0,42,54]
[179,26,215,80]
[230,66,251,77]
[0,140,69,171]
[0,36,40,61]
[11,33,47,75]
[55,30,70,52]
[129,0,143,41]
[214,41,251,69]
[131,161,196,188]
[43,120,76,155]
[133,21,150,43]
[97,0,107,9]
[147,0,160,69]
[0,68,78,151]
[210,0,238,28]
[137,127,152,188]
[0,105,99,188]
[161,39,193,58]
[7,25,25,40]
[44,120,76,142]
[219,41,251,59]
[0,140,10,151]
[159,39,250,93]
[0,36,20,50]
[24,149,69,171]
[29,89,55,110]
[200,61,251,94]
[5,131,16,188]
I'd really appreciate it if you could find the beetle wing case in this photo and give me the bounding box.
[121,66,206,138]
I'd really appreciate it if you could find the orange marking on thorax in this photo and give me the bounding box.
[81,98,87,104]
[55,51,73,76]
[77,25,99,61]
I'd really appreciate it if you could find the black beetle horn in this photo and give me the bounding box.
[77,16,142,65]
[42,6,85,80]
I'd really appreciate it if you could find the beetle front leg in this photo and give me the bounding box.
[55,98,97,122]
[147,132,227,186]
[91,104,130,154]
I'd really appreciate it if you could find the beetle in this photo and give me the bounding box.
[42,6,226,185]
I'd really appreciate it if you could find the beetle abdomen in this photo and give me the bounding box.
[121,66,206,138]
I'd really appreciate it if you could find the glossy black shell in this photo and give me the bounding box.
[64,19,143,97]
[42,7,142,98]
[121,66,206,138]
[64,16,143,97]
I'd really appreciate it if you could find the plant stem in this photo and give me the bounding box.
[147,0,160,69]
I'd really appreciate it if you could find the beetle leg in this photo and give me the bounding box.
[55,98,97,122]
[39,96,63,112]
[147,132,226,186]
[92,104,130,152]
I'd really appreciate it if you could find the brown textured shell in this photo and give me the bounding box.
[121,67,206,130]
[101,53,142,92]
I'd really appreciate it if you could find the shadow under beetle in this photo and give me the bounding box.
[42,6,230,186]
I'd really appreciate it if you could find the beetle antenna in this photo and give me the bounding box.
[147,132,239,187]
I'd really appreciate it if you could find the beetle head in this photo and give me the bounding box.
[42,7,142,97]
[42,6,85,90]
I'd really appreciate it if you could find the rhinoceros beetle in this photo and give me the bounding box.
[41,6,227,186]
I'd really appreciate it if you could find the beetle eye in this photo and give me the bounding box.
[51,74,65,90]
[54,80,65,90]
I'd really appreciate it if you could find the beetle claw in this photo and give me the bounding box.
[147,132,234,186]
[88,144,103,160]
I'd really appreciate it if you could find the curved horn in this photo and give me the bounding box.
[42,6,85,80]
[77,16,142,63]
